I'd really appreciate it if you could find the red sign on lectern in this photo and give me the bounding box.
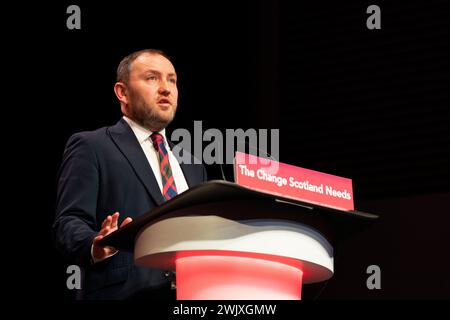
[234,152,354,211]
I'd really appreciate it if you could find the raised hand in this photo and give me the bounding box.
[92,212,133,262]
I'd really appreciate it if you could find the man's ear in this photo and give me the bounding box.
[114,82,129,105]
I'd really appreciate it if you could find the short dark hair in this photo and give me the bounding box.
[116,49,171,84]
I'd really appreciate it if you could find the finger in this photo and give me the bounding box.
[111,212,120,229]
[99,225,110,236]
[102,215,112,229]
[120,217,133,228]
[102,216,111,228]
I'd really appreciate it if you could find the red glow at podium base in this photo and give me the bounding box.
[175,251,303,300]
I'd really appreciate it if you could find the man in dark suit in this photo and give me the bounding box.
[53,49,207,299]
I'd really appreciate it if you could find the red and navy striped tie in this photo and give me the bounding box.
[150,133,178,200]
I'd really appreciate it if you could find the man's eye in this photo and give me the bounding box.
[169,78,177,84]
[147,75,157,80]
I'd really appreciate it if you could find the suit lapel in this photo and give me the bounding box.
[108,119,165,206]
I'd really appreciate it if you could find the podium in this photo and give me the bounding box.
[100,180,378,300]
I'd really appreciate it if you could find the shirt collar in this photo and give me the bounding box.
[122,116,169,148]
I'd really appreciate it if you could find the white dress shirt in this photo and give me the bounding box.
[122,116,189,195]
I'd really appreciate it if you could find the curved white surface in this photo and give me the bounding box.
[135,215,334,284]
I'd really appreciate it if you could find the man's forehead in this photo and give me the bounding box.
[132,53,176,73]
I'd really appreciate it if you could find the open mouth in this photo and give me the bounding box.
[158,99,171,105]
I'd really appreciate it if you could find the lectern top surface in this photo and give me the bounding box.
[99,180,379,251]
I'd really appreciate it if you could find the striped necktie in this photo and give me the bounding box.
[150,132,178,200]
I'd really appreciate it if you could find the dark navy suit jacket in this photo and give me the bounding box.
[53,118,207,299]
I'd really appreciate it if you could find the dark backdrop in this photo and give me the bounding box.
[11,0,449,300]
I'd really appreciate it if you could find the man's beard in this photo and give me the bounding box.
[128,95,176,132]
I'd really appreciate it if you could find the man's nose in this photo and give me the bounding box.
[158,80,170,96]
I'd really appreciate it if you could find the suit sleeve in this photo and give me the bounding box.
[53,133,99,267]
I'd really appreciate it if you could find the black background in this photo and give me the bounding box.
[9,0,450,302]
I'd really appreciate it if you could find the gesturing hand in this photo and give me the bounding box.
[92,212,133,262]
